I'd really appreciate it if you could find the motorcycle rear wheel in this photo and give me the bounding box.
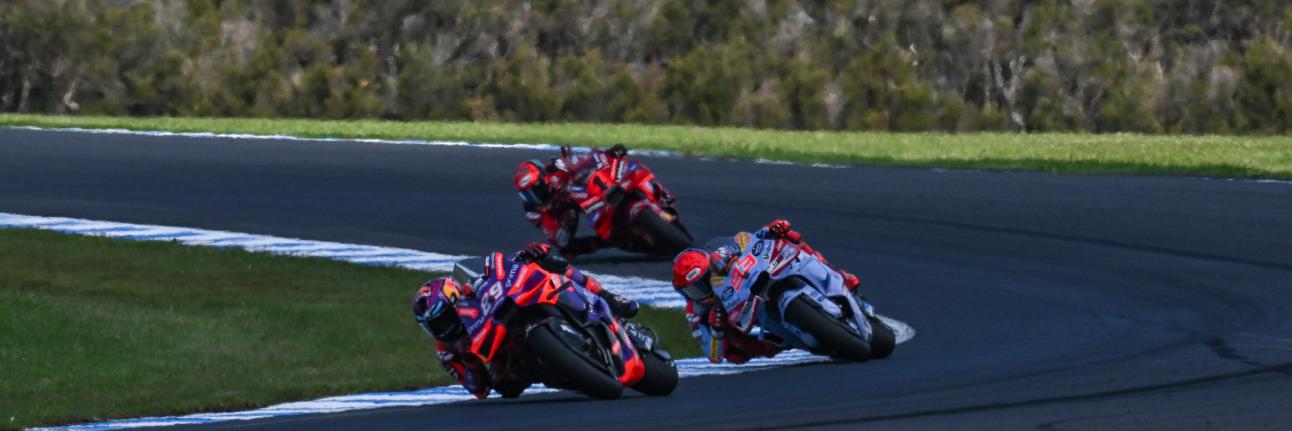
[527,323,624,399]
[783,296,872,362]
[634,209,692,256]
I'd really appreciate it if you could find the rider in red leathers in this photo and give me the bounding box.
[671,219,861,364]
[413,243,639,398]
[513,144,634,258]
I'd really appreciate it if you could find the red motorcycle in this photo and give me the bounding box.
[578,156,694,257]
[448,254,678,399]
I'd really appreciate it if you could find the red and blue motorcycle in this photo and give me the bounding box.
[448,254,678,399]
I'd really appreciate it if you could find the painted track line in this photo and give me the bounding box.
[2,212,914,430]
[6,126,862,169]
[6,125,680,157]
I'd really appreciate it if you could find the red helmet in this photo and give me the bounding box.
[514,159,551,206]
[673,248,715,301]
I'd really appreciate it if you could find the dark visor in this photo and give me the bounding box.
[679,278,714,301]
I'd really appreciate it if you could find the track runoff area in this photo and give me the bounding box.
[4,213,915,431]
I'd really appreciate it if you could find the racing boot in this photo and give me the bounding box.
[596,289,639,319]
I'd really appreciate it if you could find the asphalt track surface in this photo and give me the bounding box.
[3,128,1291,430]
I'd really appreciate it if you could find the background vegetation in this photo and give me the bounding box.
[3,0,1291,133]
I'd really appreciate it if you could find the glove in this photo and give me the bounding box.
[839,269,861,290]
[767,219,792,238]
[519,242,552,262]
[606,144,628,159]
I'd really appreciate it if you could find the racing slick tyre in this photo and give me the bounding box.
[784,296,872,362]
[632,351,679,396]
[528,323,624,400]
[634,210,692,256]
[867,316,896,359]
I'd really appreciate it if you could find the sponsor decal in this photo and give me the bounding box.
[768,251,797,275]
[466,315,487,334]
[456,307,479,318]
[734,232,752,251]
[767,242,799,275]
[685,267,703,283]
[493,253,505,280]
[751,240,765,257]
[505,261,520,285]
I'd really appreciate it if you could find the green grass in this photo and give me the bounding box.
[0,229,695,429]
[3,114,1292,178]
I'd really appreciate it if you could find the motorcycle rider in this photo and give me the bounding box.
[671,219,861,364]
[513,144,641,258]
[412,242,640,398]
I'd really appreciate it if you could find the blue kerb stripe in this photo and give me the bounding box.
[352,261,402,267]
[57,226,149,234]
[294,247,372,253]
[377,258,461,266]
[201,236,262,244]
[18,220,84,228]
[324,252,421,260]
[254,242,318,249]
[347,387,470,397]
[114,231,205,240]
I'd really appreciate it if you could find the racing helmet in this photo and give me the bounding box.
[413,279,466,341]
[514,159,551,206]
[673,248,716,301]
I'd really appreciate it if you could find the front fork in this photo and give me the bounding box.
[623,321,673,362]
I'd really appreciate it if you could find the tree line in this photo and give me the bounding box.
[3,0,1291,133]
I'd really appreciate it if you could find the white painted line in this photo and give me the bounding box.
[4,212,914,430]
[5,126,677,158]
[3,125,865,170]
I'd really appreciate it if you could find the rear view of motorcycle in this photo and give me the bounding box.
[580,155,694,257]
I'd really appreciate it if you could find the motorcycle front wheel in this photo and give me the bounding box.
[783,296,872,362]
[868,315,896,359]
[632,351,679,396]
[527,322,624,399]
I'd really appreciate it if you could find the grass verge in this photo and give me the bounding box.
[0,228,695,429]
[2,114,1291,179]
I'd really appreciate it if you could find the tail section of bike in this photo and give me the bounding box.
[582,157,693,256]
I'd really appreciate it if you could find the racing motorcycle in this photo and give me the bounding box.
[579,154,693,257]
[699,233,896,361]
[448,255,679,399]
